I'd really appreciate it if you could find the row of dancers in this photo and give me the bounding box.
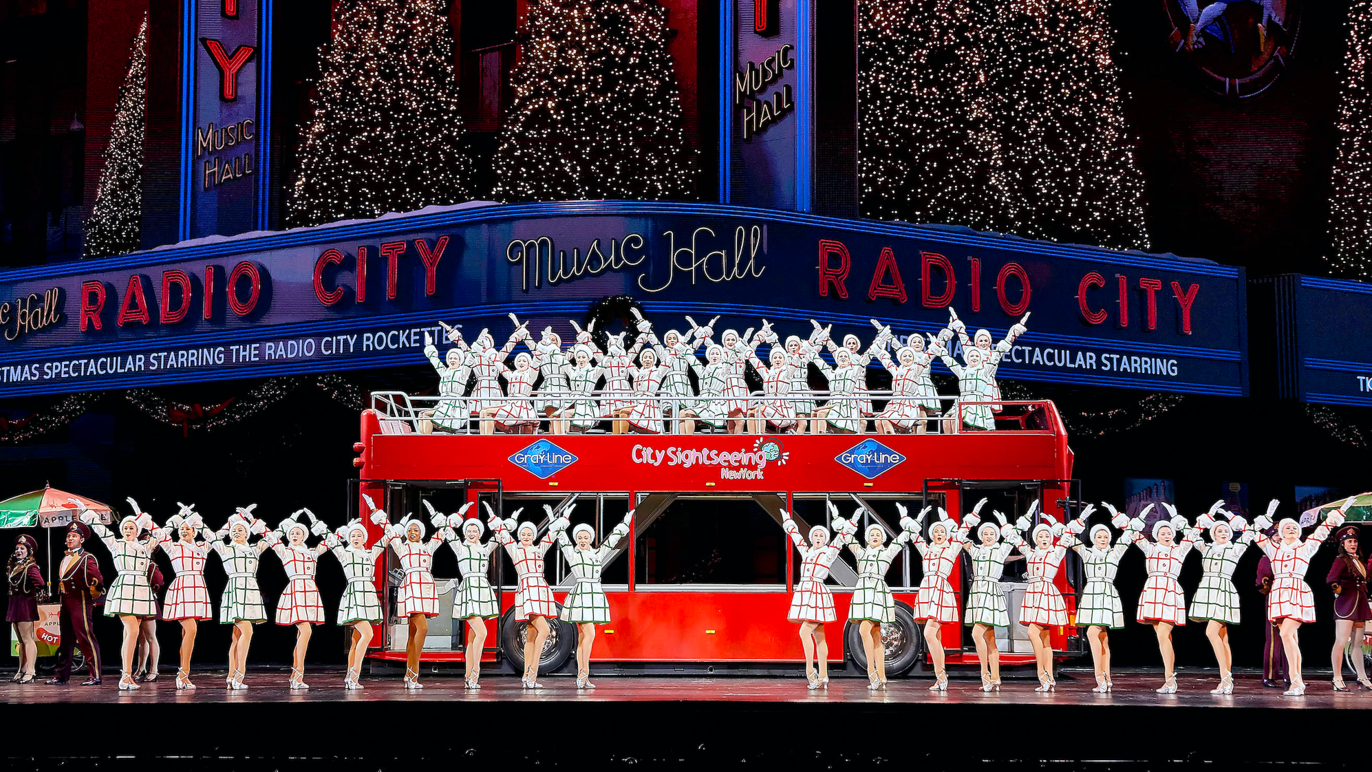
[7,494,1362,695]
[419,308,1028,436]
[796,496,1363,696]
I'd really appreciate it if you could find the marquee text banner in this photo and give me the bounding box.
[0,201,1247,397]
[1265,274,1372,407]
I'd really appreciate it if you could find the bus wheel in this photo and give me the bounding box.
[499,606,576,674]
[845,603,923,677]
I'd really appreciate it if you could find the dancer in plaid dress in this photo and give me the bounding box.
[873,333,940,435]
[1126,503,1195,694]
[1327,525,1372,691]
[482,351,539,435]
[326,508,393,690]
[1252,497,1348,696]
[444,503,496,688]
[561,345,606,432]
[81,499,157,691]
[1010,502,1070,691]
[153,504,214,690]
[626,349,671,434]
[680,344,730,433]
[532,328,570,433]
[785,327,825,433]
[470,324,528,415]
[596,331,646,434]
[782,509,851,689]
[210,506,273,690]
[711,328,752,431]
[493,510,563,688]
[270,509,330,690]
[420,328,472,434]
[826,333,875,416]
[1062,502,1141,693]
[836,505,910,689]
[959,507,1017,692]
[558,510,634,688]
[746,336,799,433]
[899,503,967,692]
[812,348,866,434]
[647,321,709,422]
[950,310,1028,414]
[937,341,1002,432]
[387,501,449,689]
[1187,501,1252,695]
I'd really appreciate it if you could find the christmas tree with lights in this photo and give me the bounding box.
[289,0,472,228]
[494,0,697,201]
[978,0,1148,250]
[1328,0,1372,280]
[84,15,147,258]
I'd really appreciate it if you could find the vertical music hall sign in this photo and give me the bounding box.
[182,0,272,240]
[724,0,811,212]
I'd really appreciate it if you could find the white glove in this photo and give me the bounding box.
[1015,516,1031,533]
[429,512,447,529]
[894,503,908,520]
[1000,524,1016,541]
[962,510,981,527]
[993,510,1007,526]
[387,523,405,539]
[80,510,97,525]
[1051,523,1066,538]
[216,525,231,539]
[1077,504,1097,522]
[1169,514,1188,534]
[311,520,330,537]
[1253,514,1273,532]
[126,497,143,515]
[325,533,341,548]
[1264,499,1280,522]
[135,513,155,532]
[623,510,635,527]
[1138,503,1155,520]
[831,515,847,532]
[249,519,268,536]
[838,518,858,537]
[551,516,570,533]
[187,513,204,529]
[1228,515,1248,533]
[1065,518,1085,536]
[1161,502,1179,519]
[370,510,389,525]
[1328,510,1347,528]
[1207,499,1225,517]
[1195,514,1215,529]
[971,498,988,518]
[898,516,916,533]
[457,502,474,517]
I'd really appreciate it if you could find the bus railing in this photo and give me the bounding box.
[368,391,1059,437]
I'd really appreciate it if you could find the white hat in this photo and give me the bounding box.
[396,514,426,538]
[978,521,1001,542]
[1278,517,1300,534]
[345,519,369,539]
[573,344,594,360]
[1151,520,1174,540]
[929,511,956,538]
[571,523,596,541]
[460,518,485,537]
[118,515,139,532]
[665,329,682,343]
[866,524,887,543]
[1031,523,1054,543]
[809,524,830,544]
[896,346,916,361]
[514,352,532,368]
[517,521,538,539]
[1089,524,1112,543]
[279,517,309,539]
[975,329,992,343]
[785,335,801,347]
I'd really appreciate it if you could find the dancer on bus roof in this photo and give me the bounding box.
[420,326,472,435]
[949,310,1028,414]
[825,331,875,419]
[677,342,730,435]
[701,327,752,434]
[626,347,671,435]
[444,502,496,689]
[959,506,1017,692]
[326,505,394,690]
[484,351,540,435]
[781,507,852,690]
[835,505,910,690]
[469,322,529,427]
[388,502,448,689]
[269,509,331,690]
[81,499,157,691]
[901,502,969,692]
[210,505,273,690]
[561,333,606,433]
[1062,502,1141,693]
[1186,501,1252,695]
[596,331,644,435]
[1253,497,1348,696]
[6,534,44,685]
[492,508,563,688]
[532,327,570,434]
[872,329,942,435]
[1127,502,1195,694]
[1009,501,1071,692]
[812,346,866,434]
[935,328,1004,433]
[1327,523,1372,691]
[557,509,635,688]
[646,315,710,427]
[745,326,799,434]
[785,323,827,434]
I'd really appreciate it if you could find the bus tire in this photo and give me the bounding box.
[500,606,576,674]
[845,603,923,677]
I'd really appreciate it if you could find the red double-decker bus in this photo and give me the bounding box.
[353,394,1079,677]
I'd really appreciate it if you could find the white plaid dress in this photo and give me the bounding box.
[963,535,1015,628]
[813,360,865,433]
[493,366,539,429]
[563,364,605,430]
[783,517,841,623]
[654,336,702,414]
[830,344,875,415]
[1188,529,1254,625]
[747,354,798,430]
[1129,524,1196,625]
[627,364,670,433]
[1014,532,1069,626]
[840,528,910,623]
[470,337,521,413]
[158,531,213,620]
[211,539,270,623]
[939,352,1001,431]
[534,344,570,414]
[957,332,1008,411]
[272,542,327,625]
[786,343,818,415]
[448,538,499,619]
[721,344,751,413]
[600,343,642,413]
[910,530,963,623]
[423,343,472,430]
[90,524,158,618]
[329,539,388,624]
[391,536,443,617]
[557,521,630,624]
[1063,524,1139,629]
[493,521,558,619]
[690,361,730,429]
[1257,518,1339,624]
[873,349,935,429]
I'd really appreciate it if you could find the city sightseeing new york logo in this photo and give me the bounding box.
[509,439,578,479]
[836,439,905,479]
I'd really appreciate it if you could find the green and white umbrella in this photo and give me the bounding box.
[1304,494,1372,524]
[0,486,112,529]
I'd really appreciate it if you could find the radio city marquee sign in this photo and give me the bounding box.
[0,201,1247,398]
[1259,274,1372,408]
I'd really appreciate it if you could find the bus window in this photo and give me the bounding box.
[633,497,788,586]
